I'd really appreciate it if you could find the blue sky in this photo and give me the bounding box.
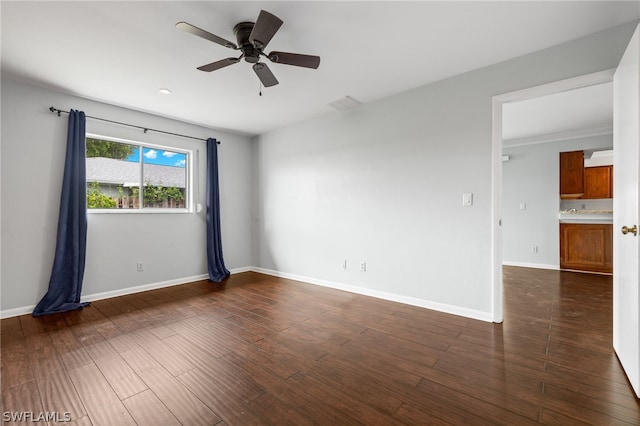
[127,147,186,168]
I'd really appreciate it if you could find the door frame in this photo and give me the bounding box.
[490,69,615,323]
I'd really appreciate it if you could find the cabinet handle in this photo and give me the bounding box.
[621,225,638,236]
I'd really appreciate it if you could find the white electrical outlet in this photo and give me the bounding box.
[531,246,538,253]
[137,261,144,272]
[359,261,366,272]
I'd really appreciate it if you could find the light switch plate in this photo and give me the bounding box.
[462,193,473,206]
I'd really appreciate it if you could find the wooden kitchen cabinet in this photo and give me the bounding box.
[582,165,613,199]
[560,150,584,199]
[560,223,612,274]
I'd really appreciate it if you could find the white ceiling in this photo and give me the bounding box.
[2,1,638,136]
[502,82,614,143]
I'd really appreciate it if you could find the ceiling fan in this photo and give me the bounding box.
[176,10,320,88]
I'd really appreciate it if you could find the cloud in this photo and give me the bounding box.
[175,159,186,167]
[163,151,177,158]
[144,149,158,159]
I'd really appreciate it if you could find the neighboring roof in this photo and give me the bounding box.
[86,157,185,188]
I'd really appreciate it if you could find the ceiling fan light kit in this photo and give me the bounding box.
[177,10,320,89]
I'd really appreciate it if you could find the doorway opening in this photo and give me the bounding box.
[491,69,615,323]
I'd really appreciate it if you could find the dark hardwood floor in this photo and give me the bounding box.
[2,267,639,425]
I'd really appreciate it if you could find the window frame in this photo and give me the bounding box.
[85,133,194,214]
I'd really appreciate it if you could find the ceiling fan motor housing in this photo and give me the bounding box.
[233,22,260,63]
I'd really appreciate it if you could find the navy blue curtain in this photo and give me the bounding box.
[33,110,90,316]
[206,138,230,282]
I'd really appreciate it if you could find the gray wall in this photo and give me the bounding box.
[1,79,253,314]
[502,134,613,269]
[2,21,637,320]
[251,22,637,320]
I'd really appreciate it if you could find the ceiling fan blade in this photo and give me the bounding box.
[249,10,283,49]
[197,57,240,72]
[252,63,279,87]
[268,51,320,69]
[176,21,238,50]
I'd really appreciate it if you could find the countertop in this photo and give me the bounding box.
[558,210,613,224]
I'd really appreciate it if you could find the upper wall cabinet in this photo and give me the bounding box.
[582,165,613,199]
[560,150,585,199]
[559,151,613,199]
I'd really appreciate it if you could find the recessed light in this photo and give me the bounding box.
[159,88,172,95]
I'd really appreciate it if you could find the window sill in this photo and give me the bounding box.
[88,208,193,214]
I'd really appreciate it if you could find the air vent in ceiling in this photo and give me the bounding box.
[328,96,362,111]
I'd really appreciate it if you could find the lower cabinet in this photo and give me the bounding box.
[560,223,613,274]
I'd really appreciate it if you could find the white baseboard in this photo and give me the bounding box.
[250,267,494,322]
[0,305,37,320]
[80,274,210,304]
[0,268,248,319]
[228,266,252,274]
[502,261,560,270]
[2,266,495,322]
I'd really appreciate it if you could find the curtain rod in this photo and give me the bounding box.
[49,106,220,144]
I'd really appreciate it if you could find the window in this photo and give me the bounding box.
[86,136,191,212]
